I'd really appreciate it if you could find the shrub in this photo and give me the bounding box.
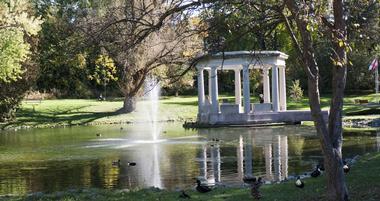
[289,80,304,102]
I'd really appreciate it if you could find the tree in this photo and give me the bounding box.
[283,0,349,200]
[0,0,42,82]
[78,0,204,112]
[0,0,42,121]
[88,54,118,99]
[35,0,95,98]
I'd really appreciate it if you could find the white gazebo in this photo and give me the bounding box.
[195,51,328,125]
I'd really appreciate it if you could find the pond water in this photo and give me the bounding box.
[0,123,379,195]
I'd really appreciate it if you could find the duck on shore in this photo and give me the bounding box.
[196,179,211,193]
[179,190,191,199]
[311,166,321,178]
[295,176,304,188]
[250,177,263,200]
[343,161,350,173]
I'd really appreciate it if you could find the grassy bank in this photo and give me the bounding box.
[3,152,380,201]
[1,94,380,130]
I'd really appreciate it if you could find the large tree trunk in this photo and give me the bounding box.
[122,96,137,113]
[284,0,349,200]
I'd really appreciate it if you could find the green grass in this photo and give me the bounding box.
[2,93,380,130]
[3,152,380,201]
[0,97,199,130]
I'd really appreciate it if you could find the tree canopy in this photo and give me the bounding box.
[0,0,42,82]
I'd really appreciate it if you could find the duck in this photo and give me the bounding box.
[343,161,350,174]
[211,138,220,142]
[128,162,137,166]
[250,177,263,199]
[311,166,321,178]
[112,159,121,166]
[179,190,191,199]
[196,179,211,193]
[318,163,325,171]
[120,127,124,130]
[243,176,257,185]
[295,176,304,188]
[96,133,102,137]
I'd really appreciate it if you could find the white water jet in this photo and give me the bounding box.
[130,76,162,141]
[144,76,161,141]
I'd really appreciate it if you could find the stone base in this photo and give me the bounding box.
[198,110,328,125]
[252,103,272,113]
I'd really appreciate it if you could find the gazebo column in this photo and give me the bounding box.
[242,64,251,113]
[197,68,205,113]
[234,69,242,105]
[208,69,212,103]
[271,65,280,112]
[263,68,271,103]
[279,66,287,111]
[210,66,219,114]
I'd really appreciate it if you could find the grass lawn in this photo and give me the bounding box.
[3,152,380,201]
[2,93,380,130]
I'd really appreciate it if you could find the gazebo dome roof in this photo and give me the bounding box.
[195,50,289,70]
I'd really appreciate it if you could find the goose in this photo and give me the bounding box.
[179,190,191,199]
[196,179,211,193]
[295,176,304,188]
[128,162,137,166]
[112,159,121,166]
[311,166,321,178]
[343,161,350,173]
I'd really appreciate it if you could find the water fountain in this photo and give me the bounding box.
[144,76,161,141]
[135,76,162,188]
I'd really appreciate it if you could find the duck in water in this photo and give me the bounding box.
[112,159,121,166]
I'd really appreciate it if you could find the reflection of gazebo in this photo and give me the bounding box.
[195,51,328,125]
[198,127,290,183]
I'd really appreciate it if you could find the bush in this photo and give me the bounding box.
[0,79,30,122]
[289,80,304,102]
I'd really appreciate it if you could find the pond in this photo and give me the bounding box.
[0,123,379,195]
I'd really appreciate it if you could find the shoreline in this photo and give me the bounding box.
[2,116,380,132]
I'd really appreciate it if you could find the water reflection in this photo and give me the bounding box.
[198,128,290,184]
[0,124,379,195]
[135,144,162,188]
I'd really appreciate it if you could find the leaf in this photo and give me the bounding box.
[306,24,312,32]
[339,40,344,47]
